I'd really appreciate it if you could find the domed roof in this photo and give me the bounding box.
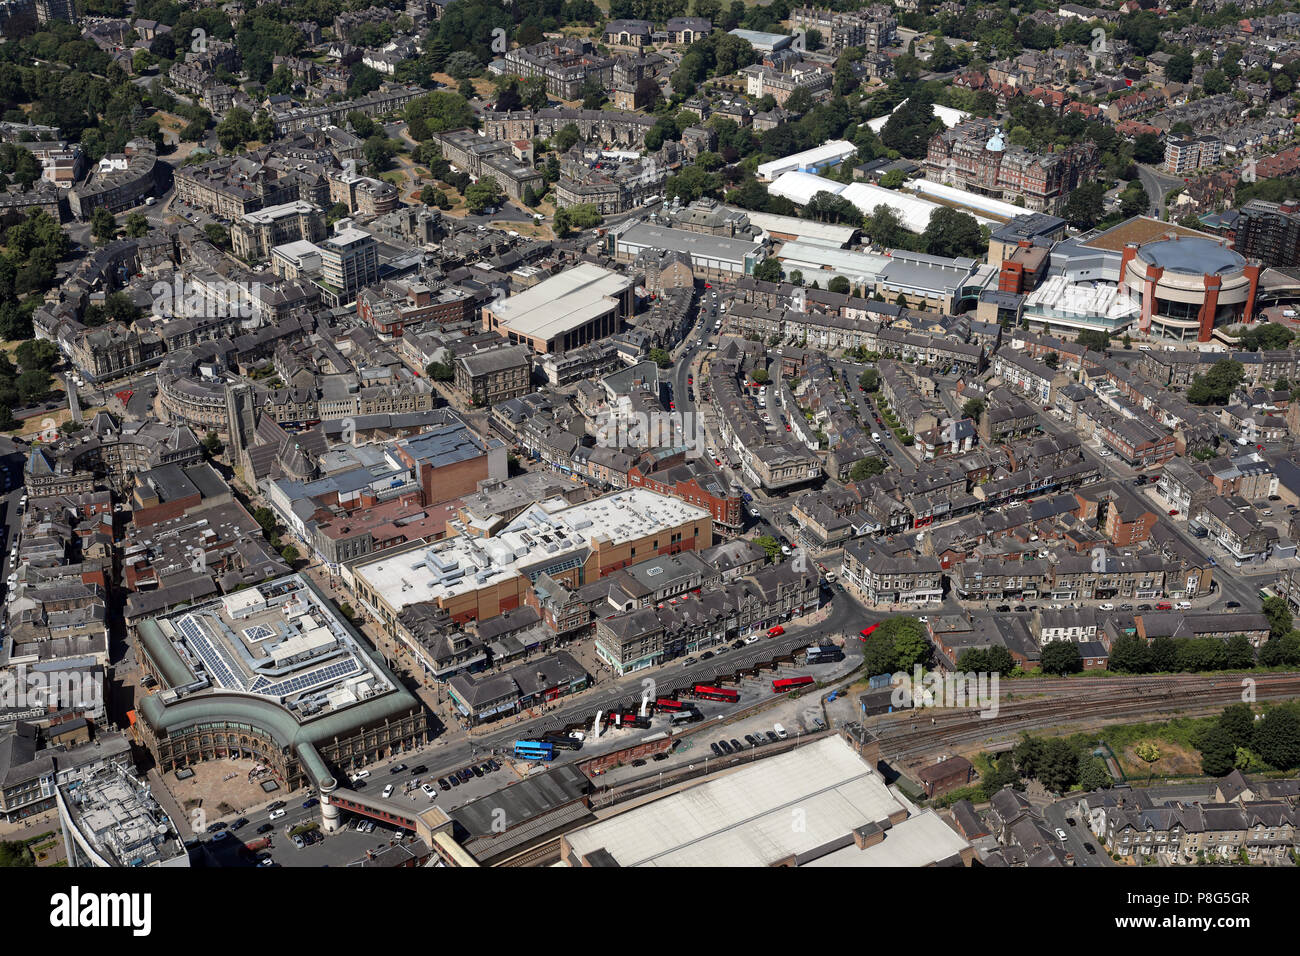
[986,130,1005,152]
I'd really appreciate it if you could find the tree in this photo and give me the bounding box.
[1062,180,1106,229]
[754,534,783,562]
[1219,703,1256,750]
[1078,755,1112,791]
[921,207,983,258]
[753,257,782,282]
[876,615,929,671]
[1166,49,1194,84]
[1076,329,1111,352]
[1252,709,1300,770]
[15,339,58,372]
[464,176,504,215]
[280,543,299,564]
[961,397,984,424]
[16,369,51,405]
[858,368,879,392]
[849,456,886,481]
[828,276,850,295]
[203,430,223,457]
[1041,640,1082,676]
[1239,322,1295,351]
[1186,360,1244,406]
[1224,635,1256,670]
[752,368,770,384]
[648,348,672,368]
[1198,724,1238,775]
[215,106,255,150]
[91,207,117,243]
[986,645,1015,675]
[124,212,149,238]
[1109,633,1152,674]
[1038,738,1082,794]
[426,361,455,381]
[0,840,35,867]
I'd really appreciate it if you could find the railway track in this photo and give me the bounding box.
[495,838,562,868]
[879,677,1300,761]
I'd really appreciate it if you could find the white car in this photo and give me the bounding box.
[1098,603,1115,611]
[348,769,370,782]
[269,808,286,820]
[749,507,760,517]
[744,634,760,645]
[421,783,436,799]
[780,545,792,556]
[1055,828,1068,841]
[382,783,394,798]
[569,731,586,741]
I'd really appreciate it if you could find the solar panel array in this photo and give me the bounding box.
[176,614,247,691]
[248,657,363,700]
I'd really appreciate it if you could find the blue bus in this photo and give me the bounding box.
[513,740,555,761]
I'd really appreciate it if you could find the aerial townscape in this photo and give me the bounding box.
[3,0,1300,888]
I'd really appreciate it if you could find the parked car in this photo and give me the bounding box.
[710,742,723,756]
[437,778,450,791]
[767,625,785,637]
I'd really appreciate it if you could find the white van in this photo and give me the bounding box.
[773,723,788,739]
[1176,601,1192,610]
[872,432,881,441]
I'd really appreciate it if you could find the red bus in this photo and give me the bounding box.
[691,684,739,703]
[772,676,815,693]
[655,697,685,711]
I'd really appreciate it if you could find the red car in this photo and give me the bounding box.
[669,401,675,410]
[687,375,694,385]
[1168,509,1179,516]
[712,457,721,466]
[767,625,785,637]
[785,423,791,431]
[1256,444,1264,450]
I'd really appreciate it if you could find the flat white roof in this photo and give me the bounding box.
[757,140,857,181]
[767,170,845,206]
[908,179,1027,222]
[354,487,709,614]
[561,736,935,867]
[487,262,631,342]
[802,809,971,867]
[840,182,998,233]
[746,211,856,246]
[778,241,891,280]
[241,200,317,224]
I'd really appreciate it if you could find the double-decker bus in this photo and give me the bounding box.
[691,684,739,703]
[654,697,686,712]
[772,675,815,693]
[670,709,703,726]
[513,740,554,761]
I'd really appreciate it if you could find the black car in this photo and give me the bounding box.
[266,801,286,812]
[1066,817,1076,827]
[653,753,670,762]
[470,765,484,778]
[1225,601,1241,608]
[411,764,428,775]
[230,817,249,831]
[256,823,274,834]
[354,779,367,789]
[207,822,228,832]
[388,763,407,774]
[731,640,744,649]
[701,651,714,660]
[1084,843,1098,856]
[460,769,474,782]
[1119,603,1133,611]
[717,740,732,754]
[1014,605,1029,612]
[487,759,501,772]
[996,605,1011,613]
[710,742,723,756]
[744,734,757,747]
[730,738,743,752]
[766,731,779,743]
[448,774,460,787]
[1137,604,1153,611]
[631,759,647,767]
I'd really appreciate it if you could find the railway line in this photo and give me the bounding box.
[878,676,1300,763]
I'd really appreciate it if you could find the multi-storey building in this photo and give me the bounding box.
[502,38,616,99]
[1165,135,1223,176]
[231,200,325,262]
[925,120,1099,214]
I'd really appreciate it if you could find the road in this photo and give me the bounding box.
[1135,163,1183,218]
[1043,800,1113,867]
